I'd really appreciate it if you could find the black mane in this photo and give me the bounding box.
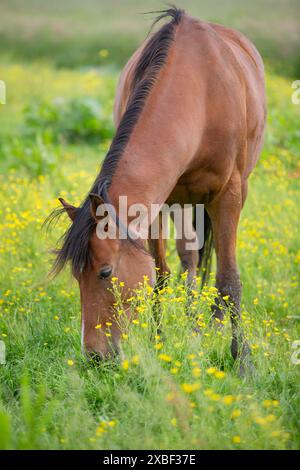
[48,6,185,275]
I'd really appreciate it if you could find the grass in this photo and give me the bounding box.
[0,59,299,450]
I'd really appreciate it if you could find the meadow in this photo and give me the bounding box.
[0,0,300,451]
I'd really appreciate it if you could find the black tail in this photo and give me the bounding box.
[194,208,214,287]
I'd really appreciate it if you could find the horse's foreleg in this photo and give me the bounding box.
[208,176,251,373]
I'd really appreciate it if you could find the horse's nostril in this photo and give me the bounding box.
[98,266,113,279]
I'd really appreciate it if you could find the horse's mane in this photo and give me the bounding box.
[46,6,185,276]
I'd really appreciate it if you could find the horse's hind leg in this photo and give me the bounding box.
[171,207,199,283]
[207,175,251,373]
[148,213,170,333]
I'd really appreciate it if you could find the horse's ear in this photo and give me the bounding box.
[89,193,105,222]
[58,197,78,221]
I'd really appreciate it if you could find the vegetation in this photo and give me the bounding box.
[0,0,299,450]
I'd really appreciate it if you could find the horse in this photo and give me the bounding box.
[48,7,266,370]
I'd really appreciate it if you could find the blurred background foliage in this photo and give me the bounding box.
[0,0,299,76]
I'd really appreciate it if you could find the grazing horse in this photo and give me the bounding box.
[49,8,266,368]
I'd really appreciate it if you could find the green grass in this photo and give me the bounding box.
[0,60,299,449]
[0,0,299,75]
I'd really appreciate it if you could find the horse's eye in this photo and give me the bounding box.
[98,266,113,280]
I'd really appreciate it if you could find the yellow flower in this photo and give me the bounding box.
[231,409,241,419]
[266,414,276,423]
[154,343,163,350]
[210,393,220,402]
[192,367,201,378]
[95,324,102,329]
[253,416,267,426]
[206,367,216,375]
[158,353,172,362]
[170,418,177,427]
[181,383,201,394]
[131,355,140,365]
[232,435,241,444]
[67,360,74,366]
[122,359,129,371]
[214,370,226,379]
[107,420,117,427]
[166,392,175,401]
[223,395,235,405]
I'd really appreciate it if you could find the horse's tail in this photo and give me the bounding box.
[194,207,214,287]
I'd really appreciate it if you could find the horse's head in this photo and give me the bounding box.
[57,194,155,360]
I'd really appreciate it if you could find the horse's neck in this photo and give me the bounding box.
[109,76,196,217]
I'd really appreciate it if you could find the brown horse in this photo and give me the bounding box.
[49,7,266,369]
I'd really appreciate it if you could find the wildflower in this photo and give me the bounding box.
[158,353,172,362]
[210,393,221,402]
[95,324,102,329]
[107,420,117,427]
[223,395,235,405]
[214,370,226,379]
[181,383,201,394]
[122,359,129,371]
[166,392,175,401]
[131,355,140,365]
[266,414,276,423]
[192,367,201,378]
[154,343,163,350]
[187,354,196,360]
[67,360,74,366]
[253,416,267,426]
[170,418,177,427]
[231,409,241,419]
[206,367,216,375]
[232,436,241,444]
